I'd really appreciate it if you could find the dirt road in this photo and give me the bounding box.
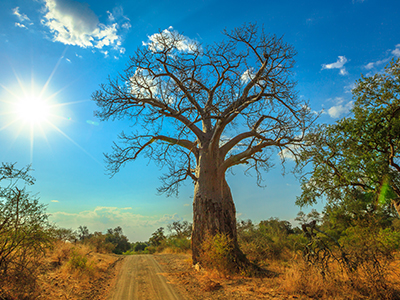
[107,255,185,300]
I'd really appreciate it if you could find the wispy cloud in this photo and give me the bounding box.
[40,0,130,53]
[322,56,348,75]
[51,200,59,203]
[12,7,33,29]
[344,83,355,93]
[364,44,400,70]
[12,7,31,23]
[364,57,391,70]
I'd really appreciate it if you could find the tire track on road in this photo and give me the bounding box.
[108,255,184,300]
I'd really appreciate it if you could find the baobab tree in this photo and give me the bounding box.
[93,24,315,268]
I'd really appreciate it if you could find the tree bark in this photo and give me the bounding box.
[191,150,248,269]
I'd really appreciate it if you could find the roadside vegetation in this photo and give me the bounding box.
[0,163,125,299]
[124,191,400,299]
[144,210,400,299]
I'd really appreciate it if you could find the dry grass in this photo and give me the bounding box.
[279,257,400,300]
[155,251,400,300]
[36,241,123,300]
[1,240,124,300]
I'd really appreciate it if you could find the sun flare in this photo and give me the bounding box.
[0,51,101,165]
[15,96,51,125]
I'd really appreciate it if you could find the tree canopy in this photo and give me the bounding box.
[297,58,400,216]
[93,24,315,195]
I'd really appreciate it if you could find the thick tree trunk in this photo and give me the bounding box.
[191,151,248,269]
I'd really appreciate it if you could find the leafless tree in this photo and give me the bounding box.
[93,24,316,268]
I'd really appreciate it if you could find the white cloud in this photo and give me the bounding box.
[364,57,390,69]
[15,22,27,29]
[51,200,59,203]
[241,69,255,84]
[322,56,348,75]
[49,206,182,241]
[327,99,353,118]
[130,68,159,98]
[392,44,400,57]
[143,26,200,53]
[12,7,31,23]
[40,0,129,51]
[279,144,301,161]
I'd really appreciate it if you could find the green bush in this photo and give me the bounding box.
[143,222,192,254]
[238,218,304,262]
[68,250,88,269]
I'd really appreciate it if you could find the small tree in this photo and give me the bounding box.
[78,225,91,241]
[51,227,77,242]
[148,227,166,247]
[93,24,315,267]
[0,163,52,298]
[297,59,400,217]
[167,220,192,239]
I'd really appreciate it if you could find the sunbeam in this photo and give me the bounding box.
[47,121,103,166]
[0,49,98,165]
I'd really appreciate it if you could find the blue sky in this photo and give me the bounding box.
[1,0,399,241]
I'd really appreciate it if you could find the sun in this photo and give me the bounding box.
[0,50,102,166]
[15,96,51,125]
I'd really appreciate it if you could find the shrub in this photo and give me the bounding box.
[87,231,116,253]
[238,218,305,263]
[163,236,191,253]
[67,247,95,277]
[69,249,89,270]
[200,232,236,274]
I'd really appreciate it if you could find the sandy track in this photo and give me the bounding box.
[107,255,185,300]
